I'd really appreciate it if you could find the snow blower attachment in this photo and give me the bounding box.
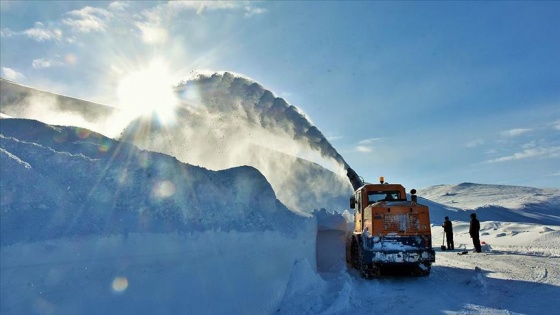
[345,169,436,278]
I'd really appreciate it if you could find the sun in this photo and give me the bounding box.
[117,59,179,124]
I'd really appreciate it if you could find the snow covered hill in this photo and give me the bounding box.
[0,119,310,243]
[0,78,122,136]
[418,183,560,225]
[419,183,560,210]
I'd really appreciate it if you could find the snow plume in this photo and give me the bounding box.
[186,72,347,168]
[119,72,353,212]
[174,72,349,170]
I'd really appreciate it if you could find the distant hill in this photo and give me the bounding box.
[0,78,121,136]
[0,78,117,121]
[419,183,560,225]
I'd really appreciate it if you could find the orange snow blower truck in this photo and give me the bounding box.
[345,169,435,278]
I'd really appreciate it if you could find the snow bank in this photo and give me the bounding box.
[1,229,316,314]
[0,119,309,245]
[432,220,560,256]
[0,118,319,314]
[313,209,351,273]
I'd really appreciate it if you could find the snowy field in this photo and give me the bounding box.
[1,75,560,314]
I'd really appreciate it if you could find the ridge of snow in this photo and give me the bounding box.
[0,119,310,246]
[419,182,560,210]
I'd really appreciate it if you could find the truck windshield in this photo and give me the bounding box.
[368,191,401,203]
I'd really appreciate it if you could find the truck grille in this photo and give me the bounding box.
[382,213,420,233]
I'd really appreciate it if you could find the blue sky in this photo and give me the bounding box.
[1,1,559,189]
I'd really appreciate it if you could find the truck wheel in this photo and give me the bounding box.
[359,260,378,279]
[358,251,369,279]
[351,237,379,279]
[350,238,360,269]
[358,250,379,279]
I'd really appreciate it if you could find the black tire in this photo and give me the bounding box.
[358,247,378,279]
[350,238,360,269]
[350,236,379,279]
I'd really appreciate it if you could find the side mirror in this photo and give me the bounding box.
[349,196,355,209]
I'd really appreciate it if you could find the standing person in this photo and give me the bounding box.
[442,216,454,250]
[469,213,481,253]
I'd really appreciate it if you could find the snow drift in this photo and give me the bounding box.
[0,118,321,314]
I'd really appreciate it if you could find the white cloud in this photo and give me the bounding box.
[327,135,342,142]
[170,1,238,13]
[5,1,264,47]
[356,145,372,153]
[500,128,532,137]
[22,22,63,42]
[32,58,63,69]
[1,27,16,37]
[130,1,266,45]
[1,67,25,81]
[485,146,560,163]
[244,6,267,17]
[354,138,382,153]
[153,1,265,18]
[551,120,560,131]
[467,139,485,148]
[62,6,111,33]
[136,22,168,45]
[108,1,130,11]
[358,138,382,145]
[521,141,538,150]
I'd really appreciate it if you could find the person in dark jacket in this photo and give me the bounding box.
[469,213,481,253]
[442,216,454,250]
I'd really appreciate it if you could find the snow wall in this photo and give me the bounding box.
[0,118,349,314]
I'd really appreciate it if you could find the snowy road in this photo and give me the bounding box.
[437,249,560,285]
[313,248,560,315]
[295,221,560,315]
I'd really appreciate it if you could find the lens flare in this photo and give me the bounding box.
[153,180,176,198]
[138,152,150,168]
[54,129,69,143]
[112,277,128,293]
[98,138,112,152]
[76,128,91,139]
